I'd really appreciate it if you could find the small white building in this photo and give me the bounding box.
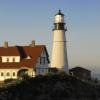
[0,41,50,82]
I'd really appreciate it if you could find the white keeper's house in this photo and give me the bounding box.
[0,40,50,82]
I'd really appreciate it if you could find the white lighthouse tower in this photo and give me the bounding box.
[51,10,69,73]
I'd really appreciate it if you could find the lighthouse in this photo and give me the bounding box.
[51,10,69,73]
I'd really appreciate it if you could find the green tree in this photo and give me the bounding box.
[17,69,30,80]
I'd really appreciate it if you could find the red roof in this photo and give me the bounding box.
[0,47,20,56]
[0,45,49,69]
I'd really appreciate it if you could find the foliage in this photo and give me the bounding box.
[17,69,30,80]
[0,74,99,100]
[58,71,69,77]
[4,78,14,84]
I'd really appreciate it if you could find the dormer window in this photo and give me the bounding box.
[26,56,31,59]
[13,58,15,62]
[1,72,4,76]
[0,57,2,62]
[7,58,9,62]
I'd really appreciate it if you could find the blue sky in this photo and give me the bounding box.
[0,0,100,74]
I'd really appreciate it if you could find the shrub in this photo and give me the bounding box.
[4,78,14,84]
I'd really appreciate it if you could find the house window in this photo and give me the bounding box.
[43,57,45,64]
[1,72,4,76]
[46,69,48,73]
[13,72,16,76]
[40,57,46,64]
[13,58,15,62]
[40,57,42,64]
[7,58,9,62]
[37,68,40,73]
[42,69,44,73]
[6,72,10,76]
[0,57,2,62]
